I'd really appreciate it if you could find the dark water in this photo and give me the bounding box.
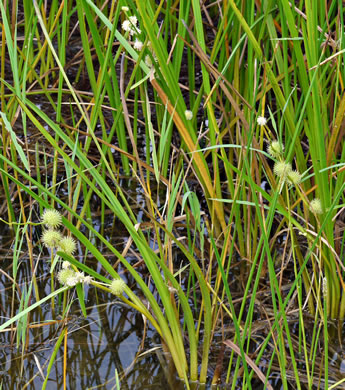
[0,273,185,389]
[0,208,186,390]
[1,201,345,389]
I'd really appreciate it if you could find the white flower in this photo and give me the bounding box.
[121,6,129,12]
[83,275,93,285]
[122,20,131,32]
[122,18,140,36]
[257,116,267,126]
[131,27,141,36]
[66,277,78,287]
[145,54,153,67]
[62,261,70,269]
[185,110,193,120]
[129,16,138,27]
[134,39,143,51]
[75,272,85,283]
[58,268,93,286]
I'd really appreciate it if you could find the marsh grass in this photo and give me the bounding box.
[1,0,345,388]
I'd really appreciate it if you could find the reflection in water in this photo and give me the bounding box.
[0,280,184,389]
[0,215,183,390]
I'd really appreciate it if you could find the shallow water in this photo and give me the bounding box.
[0,196,344,389]
[0,272,184,389]
[0,206,186,390]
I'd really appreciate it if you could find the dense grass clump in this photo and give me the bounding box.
[1,1,345,389]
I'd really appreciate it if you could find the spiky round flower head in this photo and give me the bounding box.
[110,279,126,296]
[287,170,302,186]
[185,110,193,120]
[133,39,143,51]
[42,229,63,249]
[310,198,323,215]
[273,161,292,180]
[267,141,284,159]
[257,116,267,126]
[42,209,62,229]
[59,236,76,256]
[121,6,129,12]
[58,268,76,285]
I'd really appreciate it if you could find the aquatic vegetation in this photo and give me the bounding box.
[57,268,78,286]
[133,38,144,51]
[310,198,323,215]
[41,209,62,229]
[267,140,284,159]
[110,279,126,296]
[1,1,345,389]
[41,229,63,249]
[58,236,77,256]
[184,110,193,121]
[257,116,267,126]
[286,170,302,186]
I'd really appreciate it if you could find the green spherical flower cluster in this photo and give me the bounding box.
[57,268,91,287]
[287,170,302,185]
[267,141,284,159]
[310,198,323,215]
[59,237,76,255]
[58,268,76,285]
[110,279,126,296]
[273,160,302,187]
[42,209,62,229]
[40,210,77,255]
[42,230,63,248]
[273,161,292,179]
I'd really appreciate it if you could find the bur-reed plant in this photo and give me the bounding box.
[1,0,345,388]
